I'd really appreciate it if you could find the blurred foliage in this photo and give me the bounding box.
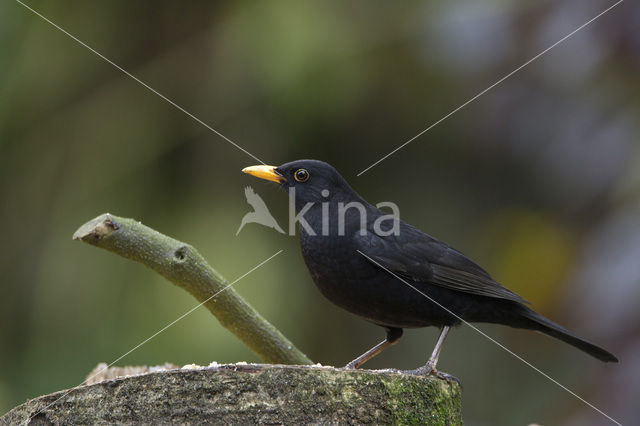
[1,0,639,424]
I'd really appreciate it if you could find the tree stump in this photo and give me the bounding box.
[2,363,462,425]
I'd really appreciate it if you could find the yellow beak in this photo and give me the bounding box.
[242,165,286,183]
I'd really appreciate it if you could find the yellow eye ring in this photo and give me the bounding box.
[294,168,310,182]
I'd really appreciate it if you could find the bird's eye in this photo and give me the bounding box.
[294,168,310,182]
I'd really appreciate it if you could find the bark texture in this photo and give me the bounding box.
[72,213,311,365]
[2,364,462,425]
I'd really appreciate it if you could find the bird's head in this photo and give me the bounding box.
[242,159,360,207]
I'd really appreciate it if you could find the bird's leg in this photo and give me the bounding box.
[402,326,460,384]
[344,328,403,369]
[415,326,450,376]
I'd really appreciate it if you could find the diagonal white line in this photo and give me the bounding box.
[357,0,624,176]
[14,0,266,165]
[28,249,283,421]
[357,250,621,426]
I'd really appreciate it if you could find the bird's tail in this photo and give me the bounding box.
[520,307,618,363]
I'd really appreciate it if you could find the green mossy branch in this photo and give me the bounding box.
[2,364,462,424]
[73,213,312,365]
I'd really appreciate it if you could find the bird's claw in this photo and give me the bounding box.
[401,364,461,386]
[432,371,461,386]
[402,364,433,376]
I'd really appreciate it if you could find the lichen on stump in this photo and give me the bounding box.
[2,364,462,425]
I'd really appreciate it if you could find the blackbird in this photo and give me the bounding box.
[242,159,618,375]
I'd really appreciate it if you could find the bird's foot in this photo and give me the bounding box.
[404,360,436,376]
[402,363,432,376]
[402,364,461,386]
[433,371,461,386]
[343,361,358,370]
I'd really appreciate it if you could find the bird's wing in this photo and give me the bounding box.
[355,226,529,305]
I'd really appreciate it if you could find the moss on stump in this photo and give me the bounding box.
[2,363,461,425]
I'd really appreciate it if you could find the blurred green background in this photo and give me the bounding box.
[1,0,638,424]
